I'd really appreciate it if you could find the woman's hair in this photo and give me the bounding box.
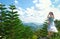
[49,12,54,15]
[49,12,54,18]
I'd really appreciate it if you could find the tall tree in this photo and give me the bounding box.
[7,5,34,39]
[0,4,34,39]
[0,3,6,38]
[5,5,23,39]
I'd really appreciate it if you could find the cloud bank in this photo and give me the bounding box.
[15,0,60,23]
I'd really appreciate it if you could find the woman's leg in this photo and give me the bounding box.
[47,31,53,39]
[47,31,53,38]
[47,32,51,37]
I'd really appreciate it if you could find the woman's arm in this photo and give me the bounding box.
[47,14,50,24]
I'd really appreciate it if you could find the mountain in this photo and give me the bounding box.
[23,22,43,31]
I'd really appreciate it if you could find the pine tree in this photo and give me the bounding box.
[0,4,33,39]
[8,5,33,39]
[0,4,7,38]
[4,5,22,39]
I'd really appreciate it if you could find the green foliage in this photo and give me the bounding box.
[16,26,33,39]
[39,22,48,37]
[54,20,60,30]
[0,4,7,36]
[50,20,60,39]
[0,4,33,39]
[34,22,48,38]
[34,20,60,39]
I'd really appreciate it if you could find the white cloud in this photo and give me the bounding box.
[53,0,59,3]
[25,7,35,16]
[55,0,59,2]
[34,0,52,9]
[14,0,18,4]
[32,0,60,20]
[57,5,60,8]
[16,0,60,23]
[33,0,38,4]
[0,3,1,4]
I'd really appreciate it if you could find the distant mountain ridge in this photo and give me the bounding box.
[23,22,43,31]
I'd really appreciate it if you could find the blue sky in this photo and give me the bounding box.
[1,0,59,9]
[0,0,60,23]
[0,0,34,9]
[0,0,14,5]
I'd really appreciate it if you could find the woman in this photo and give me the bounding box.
[47,12,58,38]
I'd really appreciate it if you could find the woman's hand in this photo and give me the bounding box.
[47,14,50,18]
